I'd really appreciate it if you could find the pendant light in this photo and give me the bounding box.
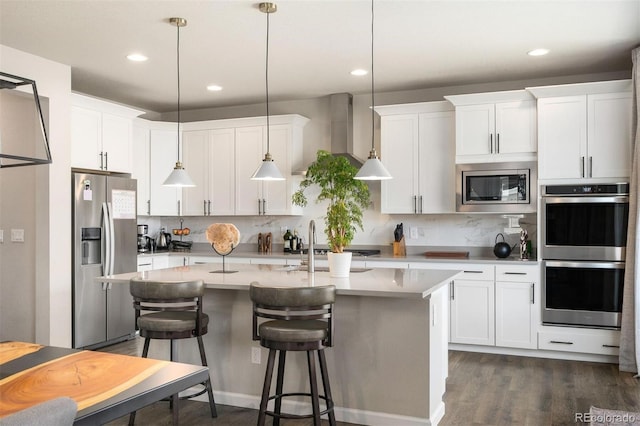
[251,2,285,181]
[355,0,392,181]
[163,17,195,187]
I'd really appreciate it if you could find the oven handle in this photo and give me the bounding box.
[544,260,625,269]
[542,195,629,204]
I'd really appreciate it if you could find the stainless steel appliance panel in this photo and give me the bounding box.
[106,176,137,341]
[72,172,137,349]
[541,184,629,261]
[456,161,537,213]
[542,260,624,329]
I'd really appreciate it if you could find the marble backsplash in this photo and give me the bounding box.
[141,210,537,253]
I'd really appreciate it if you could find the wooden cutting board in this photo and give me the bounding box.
[424,251,470,258]
[0,350,168,417]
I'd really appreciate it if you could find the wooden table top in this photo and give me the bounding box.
[0,341,209,425]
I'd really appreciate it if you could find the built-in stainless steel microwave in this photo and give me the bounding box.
[456,162,537,213]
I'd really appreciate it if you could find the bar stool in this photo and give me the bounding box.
[250,283,336,426]
[128,278,217,425]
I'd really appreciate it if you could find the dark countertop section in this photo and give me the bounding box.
[139,243,539,265]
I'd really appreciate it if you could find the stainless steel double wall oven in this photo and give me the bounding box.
[541,183,629,329]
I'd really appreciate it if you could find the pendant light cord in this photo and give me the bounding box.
[265,9,271,155]
[176,22,182,162]
[370,0,375,153]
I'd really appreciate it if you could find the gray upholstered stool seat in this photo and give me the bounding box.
[137,311,210,333]
[250,282,336,426]
[258,320,328,343]
[128,278,217,425]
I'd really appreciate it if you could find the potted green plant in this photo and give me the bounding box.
[292,150,371,277]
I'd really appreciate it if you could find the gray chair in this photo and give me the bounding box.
[128,278,217,425]
[250,283,336,426]
[2,396,77,426]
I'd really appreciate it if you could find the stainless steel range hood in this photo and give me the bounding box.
[294,93,363,175]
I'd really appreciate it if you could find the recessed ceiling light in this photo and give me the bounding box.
[528,48,549,57]
[207,85,223,92]
[350,69,368,76]
[127,53,148,62]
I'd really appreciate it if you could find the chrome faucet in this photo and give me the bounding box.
[308,219,316,273]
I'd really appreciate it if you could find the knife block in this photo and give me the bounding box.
[393,237,406,257]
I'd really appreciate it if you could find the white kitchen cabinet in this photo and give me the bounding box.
[71,93,142,173]
[235,125,294,215]
[132,120,150,215]
[444,90,536,163]
[538,326,620,356]
[148,124,182,216]
[182,115,307,216]
[182,128,235,216]
[529,80,632,181]
[445,265,495,346]
[377,101,455,214]
[495,264,538,349]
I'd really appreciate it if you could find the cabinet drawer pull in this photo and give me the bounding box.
[104,151,108,170]
[589,156,593,178]
[549,340,574,345]
[531,283,535,305]
[208,200,212,215]
[463,270,483,274]
[496,133,500,153]
[450,281,455,300]
[413,195,417,214]
[602,344,620,348]
[147,200,150,215]
[504,272,527,275]
[581,156,585,178]
[204,200,207,216]
[138,262,152,266]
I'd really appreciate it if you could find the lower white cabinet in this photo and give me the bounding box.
[412,262,539,349]
[495,264,539,349]
[448,265,496,345]
[538,326,620,356]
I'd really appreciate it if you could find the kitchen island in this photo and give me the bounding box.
[99,263,461,426]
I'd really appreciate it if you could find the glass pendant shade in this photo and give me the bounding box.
[355,0,392,181]
[251,2,285,181]
[163,161,195,187]
[162,17,195,188]
[354,149,392,180]
[251,153,285,181]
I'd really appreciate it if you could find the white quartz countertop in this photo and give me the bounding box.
[99,263,461,299]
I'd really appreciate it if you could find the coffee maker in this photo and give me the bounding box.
[137,224,153,253]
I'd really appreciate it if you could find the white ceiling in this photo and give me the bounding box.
[1,0,638,113]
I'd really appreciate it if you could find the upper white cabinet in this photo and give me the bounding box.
[132,119,150,215]
[377,101,455,214]
[182,128,235,216]
[528,80,632,181]
[182,115,308,216]
[444,90,536,164]
[71,93,143,173]
[148,122,182,216]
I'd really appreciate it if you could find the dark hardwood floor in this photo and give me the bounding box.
[99,338,639,425]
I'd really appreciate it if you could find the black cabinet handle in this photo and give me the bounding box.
[549,340,573,345]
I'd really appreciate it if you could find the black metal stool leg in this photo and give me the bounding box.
[273,350,287,426]
[258,349,277,426]
[307,351,322,426]
[318,349,336,426]
[197,335,217,418]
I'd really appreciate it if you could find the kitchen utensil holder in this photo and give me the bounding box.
[393,236,406,257]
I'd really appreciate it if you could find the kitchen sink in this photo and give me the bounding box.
[278,265,371,273]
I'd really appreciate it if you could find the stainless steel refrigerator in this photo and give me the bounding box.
[72,171,137,349]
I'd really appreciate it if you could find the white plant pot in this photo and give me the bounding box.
[327,251,352,278]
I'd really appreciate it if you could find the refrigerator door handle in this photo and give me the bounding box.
[107,202,115,275]
[102,202,111,276]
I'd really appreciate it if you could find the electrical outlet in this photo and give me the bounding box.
[251,347,261,364]
[410,227,418,239]
[11,229,24,243]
